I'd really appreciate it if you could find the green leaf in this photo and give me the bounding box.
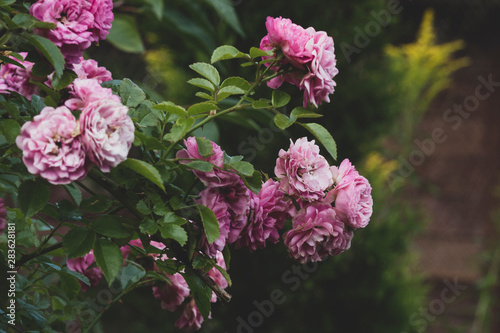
[63,227,96,258]
[23,34,64,78]
[120,78,146,107]
[118,263,146,290]
[241,170,263,194]
[145,0,163,20]
[252,99,272,109]
[195,92,213,100]
[185,160,214,172]
[90,215,132,239]
[272,90,291,108]
[216,85,246,101]
[12,13,35,29]
[18,180,50,218]
[93,238,123,285]
[139,218,158,235]
[195,137,213,157]
[274,107,323,130]
[80,195,113,213]
[183,269,212,320]
[0,119,20,144]
[159,224,188,246]
[187,78,216,92]
[153,102,187,118]
[0,0,15,5]
[107,14,145,53]
[273,113,292,130]
[189,62,220,86]
[203,0,245,37]
[249,47,274,59]
[159,212,187,226]
[59,271,81,298]
[51,68,77,90]
[192,255,215,271]
[62,267,91,287]
[221,76,252,91]
[228,160,253,177]
[211,45,248,63]
[187,101,217,116]
[197,204,220,244]
[64,183,82,205]
[300,123,337,160]
[163,117,195,143]
[215,264,232,287]
[121,158,165,191]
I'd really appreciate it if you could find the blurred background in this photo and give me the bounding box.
[86,0,500,332]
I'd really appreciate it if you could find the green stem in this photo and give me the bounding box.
[16,243,63,269]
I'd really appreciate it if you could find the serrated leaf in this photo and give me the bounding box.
[121,158,165,191]
[153,102,187,118]
[211,45,248,63]
[120,78,146,107]
[227,160,253,177]
[189,62,220,86]
[63,228,96,258]
[90,215,132,238]
[221,76,251,90]
[163,117,194,143]
[159,224,188,246]
[59,271,81,297]
[203,0,245,37]
[118,263,146,290]
[252,99,272,109]
[195,92,213,100]
[272,90,291,108]
[62,267,91,287]
[107,14,145,53]
[215,264,232,287]
[300,123,337,160]
[183,269,212,320]
[139,218,158,235]
[187,78,216,92]
[51,68,77,90]
[195,137,213,157]
[64,183,82,205]
[241,170,263,194]
[249,47,274,59]
[94,238,123,285]
[218,85,245,95]
[185,160,214,172]
[187,101,217,116]
[197,204,220,244]
[23,34,64,78]
[19,180,50,218]
[0,119,20,144]
[274,113,293,130]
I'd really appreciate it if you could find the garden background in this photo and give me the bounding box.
[2,0,500,332]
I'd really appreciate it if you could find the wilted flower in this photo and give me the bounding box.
[275,137,333,202]
[16,106,88,184]
[328,159,373,229]
[284,203,352,263]
[79,98,134,172]
[0,52,38,100]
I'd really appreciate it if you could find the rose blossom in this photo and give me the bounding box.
[30,0,114,64]
[152,273,190,311]
[175,298,206,331]
[197,187,231,258]
[16,106,88,184]
[0,52,38,100]
[235,179,291,251]
[65,78,120,110]
[275,137,333,202]
[67,251,103,291]
[72,58,113,83]
[207,251,229,291]
[284,203,352,263]
[259,17,338,108]
[79,98,134,172]
[220,179,252,243]
[328,159,373,229]
[176,137,240,187]
[0,198,7,236]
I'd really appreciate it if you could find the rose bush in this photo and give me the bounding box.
[0,1,371,330]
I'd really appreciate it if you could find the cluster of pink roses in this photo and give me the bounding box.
[177,137,293,258]
[30,0,114,64]
[260,16,339,108]
[15,63,134,184]
[276,138,373,263]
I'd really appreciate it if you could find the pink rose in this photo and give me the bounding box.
[176,137,240,187]
[207,251,229,291]
[235,179,291,251]
[175,298,206,331]
[328,159,373,229]
[72,58,113,83]
[0,198,7,236]
[284,203,352,263]
[65,78,119,110]
[79,99,134,172]
[30,0,113,64]
[197,187,231,258]
[67,251,103,291]
[152,273,190,311]
[16,106,88,184]
[275,137,333,202]
[0,53,38,100]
